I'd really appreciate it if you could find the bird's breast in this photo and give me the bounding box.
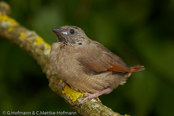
[50,44,82,82]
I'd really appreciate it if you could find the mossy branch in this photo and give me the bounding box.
[0,1,123,116]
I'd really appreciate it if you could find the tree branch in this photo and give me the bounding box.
[0,1,123,116]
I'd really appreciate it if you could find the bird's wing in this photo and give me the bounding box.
[77,41,130,73]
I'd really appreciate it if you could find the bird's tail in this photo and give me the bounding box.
[130,65,145,73]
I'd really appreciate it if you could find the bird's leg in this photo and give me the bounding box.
[81,88,112,104]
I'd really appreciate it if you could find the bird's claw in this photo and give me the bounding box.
[80,92,101,104]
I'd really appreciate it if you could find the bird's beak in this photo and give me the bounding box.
[52,28,61,34]
[52,27,66,42]
[53,27,68,36]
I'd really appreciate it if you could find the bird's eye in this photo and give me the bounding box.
[69,29,75,34]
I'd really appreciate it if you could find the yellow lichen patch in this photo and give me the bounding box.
[0,15,19,27]
[35,36,51,48]
[8,27,13,31]
[62,85,84,102]
[60,80,63,83]
[20,32,26,39]
[35,36,43,45]
[35,36,51,55]
[44,42,51,50]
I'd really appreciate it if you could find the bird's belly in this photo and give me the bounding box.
[52,51,126,94]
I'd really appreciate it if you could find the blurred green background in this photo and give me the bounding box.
[0,0,174,116]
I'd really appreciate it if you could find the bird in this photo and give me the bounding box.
[50,25,144,104]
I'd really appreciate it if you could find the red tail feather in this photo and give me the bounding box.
[130,65,144,73]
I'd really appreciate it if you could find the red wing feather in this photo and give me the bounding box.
[107,64,129,73]
[129,65,144,73]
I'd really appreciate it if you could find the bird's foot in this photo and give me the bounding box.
[80,88,111,104]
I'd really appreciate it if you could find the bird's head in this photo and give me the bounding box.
[52,25,89,45]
